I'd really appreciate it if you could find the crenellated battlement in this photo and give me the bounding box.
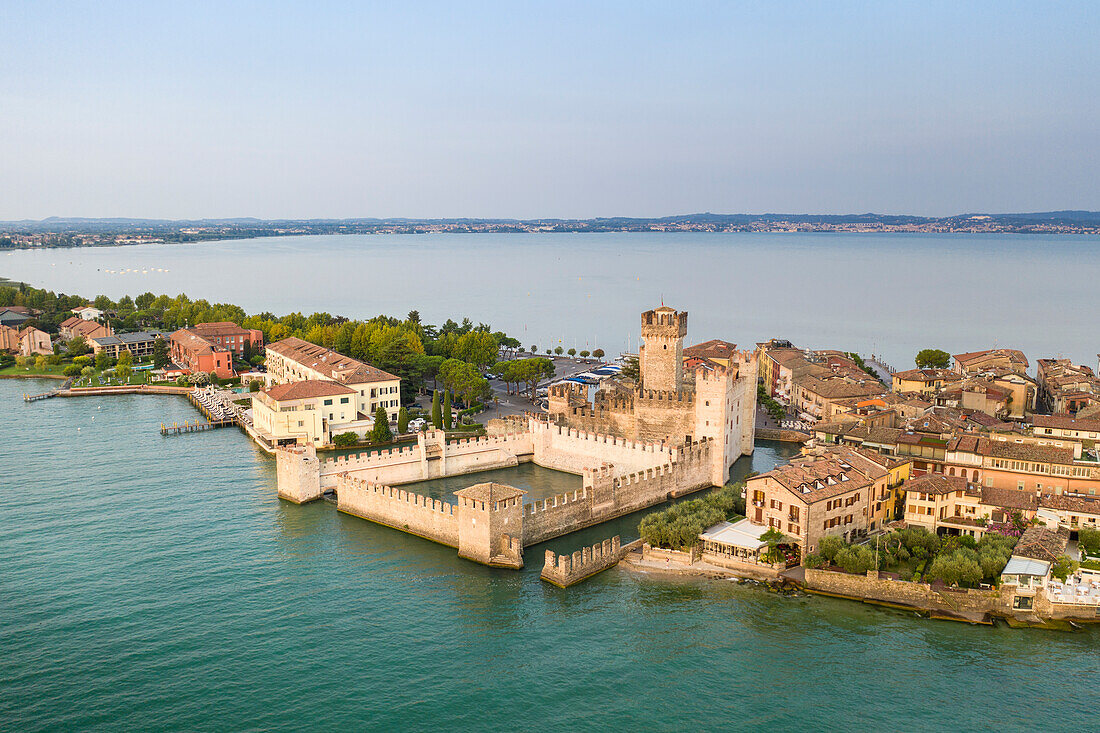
[445,431,531,450]
[541,536,625,587]
[530,420,669,454]
[337,473,455,516]
[322,443,420,472]
[636,388,695,404]
[582,462,616,484]
[641,307,688,335]
[692,363,731,382]
[549,382,587,398]
[523,487,589,516]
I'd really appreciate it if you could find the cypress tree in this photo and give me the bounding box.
[431,390,442,428]
[443,391,453,429]
[372,405,393,443]
[397,406,409,434]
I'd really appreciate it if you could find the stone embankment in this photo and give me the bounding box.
[619,543,786,581]
[63,384,193,396]
[802,568,1001,622]
[540,536,641,587]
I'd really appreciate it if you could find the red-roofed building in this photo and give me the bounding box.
[169,322,263,378]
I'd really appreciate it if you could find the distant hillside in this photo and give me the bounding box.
[5,211,1098,229]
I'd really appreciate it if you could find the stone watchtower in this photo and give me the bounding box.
[639,306,687,393]
[276,444,322,504]
[454,483,526,568]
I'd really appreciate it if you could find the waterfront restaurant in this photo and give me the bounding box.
[699,519,769,564]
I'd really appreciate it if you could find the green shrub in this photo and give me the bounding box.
[925,548,982,587]
[835,545,876,574]
[638,483,744,550]
[818,535,846,563]
[332,432,359,447]
[62,364,82,377]
[1078,527,1100,557]
[1051,555,1079,582]
[803,553,827,569]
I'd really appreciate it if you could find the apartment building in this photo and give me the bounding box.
[265,336,401,423]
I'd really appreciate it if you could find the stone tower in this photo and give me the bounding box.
[639,306,687,393]
[454,482,526,568]
[276,444,322,504]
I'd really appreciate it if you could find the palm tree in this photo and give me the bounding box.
[760,528,785,563]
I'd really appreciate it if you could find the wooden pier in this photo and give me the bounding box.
[161,419,234,436]
[24,391,59,402]
[160,389,243,437]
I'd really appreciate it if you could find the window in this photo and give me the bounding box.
[323,399,332,406]
[340,397,349,404]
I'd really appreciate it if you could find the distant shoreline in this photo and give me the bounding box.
[3,217,1100,252]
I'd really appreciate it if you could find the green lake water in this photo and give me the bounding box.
[2,378,1097,731]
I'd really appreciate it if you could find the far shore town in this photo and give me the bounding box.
[6,290,1100,629]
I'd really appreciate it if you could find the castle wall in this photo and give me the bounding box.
[522,488,594,545]
[320,443,427,488]
[521,439,714,545]
[530,421,672,475]
[320,430,534,487]
[634,390,696,444]
[540,536,639,587]
[335,474,459,547]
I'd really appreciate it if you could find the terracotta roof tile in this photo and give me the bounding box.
[264,380,356,401]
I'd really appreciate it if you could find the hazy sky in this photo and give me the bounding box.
[2,1,1098,220]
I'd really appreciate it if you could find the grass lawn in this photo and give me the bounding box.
[0,363,69,378]
[71,370,158,388]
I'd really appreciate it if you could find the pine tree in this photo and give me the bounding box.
[397,406,409,434]
[372,405,393,443]
[431,390,442,428]
[443,391,453,429]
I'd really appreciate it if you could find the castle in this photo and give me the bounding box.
[274,305,757,569]
[548,306,757,486]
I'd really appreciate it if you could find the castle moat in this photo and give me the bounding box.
[401,463,583,505]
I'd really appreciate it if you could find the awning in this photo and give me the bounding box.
[700,519,769,551]
[1002,556,1050,577]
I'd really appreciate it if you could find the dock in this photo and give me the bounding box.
[161,388,248,437]
[161,419,233,436]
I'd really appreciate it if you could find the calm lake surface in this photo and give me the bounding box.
[2,378,1098,731]
[3,231,1099,369]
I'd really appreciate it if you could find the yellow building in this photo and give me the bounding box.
[903,474,1039,538]
[892,368,961,397]
[265,336,402,423]
[251,380,360,447]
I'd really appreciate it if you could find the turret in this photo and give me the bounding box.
[639,306,687,393]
